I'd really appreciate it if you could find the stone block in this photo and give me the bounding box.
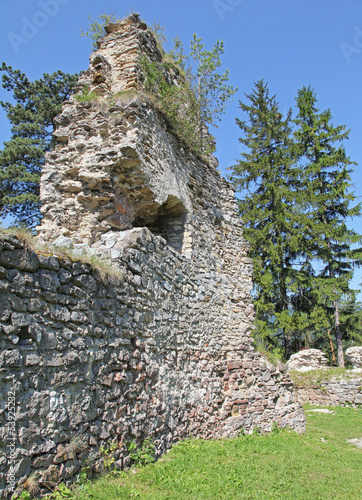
[227,360,242,370]
[0,249,39,272]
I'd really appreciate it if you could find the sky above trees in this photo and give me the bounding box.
[1,0,362,291]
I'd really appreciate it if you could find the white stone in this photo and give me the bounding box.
[287,349,328,372]
[345,346,362,370]
[53,235,73,249]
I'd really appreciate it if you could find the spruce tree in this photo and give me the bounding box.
[230,80,306,357]
[294,86,362,366]
[0,64,78,227]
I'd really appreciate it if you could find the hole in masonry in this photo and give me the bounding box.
[133,195,187,252]
[17,326,32,346]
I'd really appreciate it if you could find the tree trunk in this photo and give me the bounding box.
[284,334,292,358]
[334,300,344,367]
[327,328,336,365]
[325,232,344,367]
[280,265,292,357]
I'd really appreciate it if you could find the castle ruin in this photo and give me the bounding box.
[0,15,305,497]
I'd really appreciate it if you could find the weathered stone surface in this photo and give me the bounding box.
[345,346,362,370]
[0,350,22,367]
[0,232,305,495]
[287,349,328,372]
[294,373,362,407]
[0,14,305,497]
[53,236,73,249]
[0,248,39,272]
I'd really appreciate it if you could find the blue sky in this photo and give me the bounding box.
[1,0,362,291]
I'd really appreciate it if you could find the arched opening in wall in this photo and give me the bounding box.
[133,195,187,252]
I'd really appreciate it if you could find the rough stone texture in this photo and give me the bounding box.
[37,13,197,253]
[294,376,362,407]
[0,235,304,497]
[0,14,305,498]
[345,346,362,371]
[287,349,328,372]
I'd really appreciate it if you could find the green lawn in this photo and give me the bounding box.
[74,407,362,500]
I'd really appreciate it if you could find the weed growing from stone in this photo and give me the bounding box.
[74,85,98,103]
[127,438,155,467]
[48,483,73,499]
[11,492,31,500]
[254,341,284,366]
[99,441,118,472]
[80,14,123,49]
[20,472,40,497]
[1,225,34,245]
[67,436,88,455]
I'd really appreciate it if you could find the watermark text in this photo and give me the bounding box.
[5,391,17,493]
[213,0,244,22]
[8,0,72,54]
[340,26,362,63]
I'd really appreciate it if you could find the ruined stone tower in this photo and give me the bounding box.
[0,14,305,497]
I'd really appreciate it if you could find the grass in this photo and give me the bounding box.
[72,406,362,500]
[1,225,35,245]
[289,368,361,389]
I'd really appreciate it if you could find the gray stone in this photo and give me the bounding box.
[38,254,60,271]
[11,312,33,328]
[0,248,39,272]
[59,268,72,284]
[53,236,73,249]
[39,269,60,291]
[0,15,307,497]
[50,305,71,322]
[0,350,22,367]
[287,349,328,372]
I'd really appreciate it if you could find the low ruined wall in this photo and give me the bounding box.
[293,376,362,407]
[0,234,305,497]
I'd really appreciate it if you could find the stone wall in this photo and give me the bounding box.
[294,377,362,407]
[0,14,306,498]
[0,234,305,496]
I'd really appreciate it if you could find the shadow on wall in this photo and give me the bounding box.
[134,195,187,253]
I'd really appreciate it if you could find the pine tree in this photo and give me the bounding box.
[294,86,362,366]
[0,64,78,227]
[230,80,306,357]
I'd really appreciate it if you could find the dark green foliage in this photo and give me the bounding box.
[339,298,362,345]
[189,35,237,150]
[141,56,201,153]
[127,438,155,467]
[0,63,78,227]
[294,86,362,365]
[230,81,362,362]
[230,80,306,357]
[74,84,97,103]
